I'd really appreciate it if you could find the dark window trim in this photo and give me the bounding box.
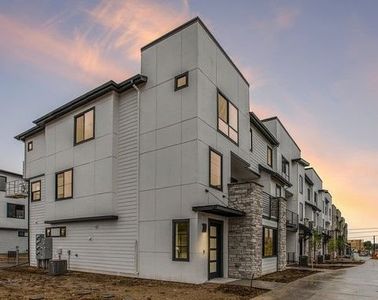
[55,168,73,201]
[209,147,223,191]
[7,203,25,219]
[267,146,273,167]
[299,202,304,221]
[172,219,190,262]
[45,226,67,238]
[74,107,95,146]
[216,89,239,146]
[262,226,278,258]
[0,175,6,192]
[275,184,281,197]
[18,230,28,237]
[27,141,33,152]
[174,71,189,91]
[250,128,253,152]
[30,180,41,202]
[299,175,303,194]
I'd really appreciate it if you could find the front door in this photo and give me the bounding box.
[208,219,223,279]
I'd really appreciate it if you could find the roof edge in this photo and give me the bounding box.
[0,169,23,177]
[249,111,279,146]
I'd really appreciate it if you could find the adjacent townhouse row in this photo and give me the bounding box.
[11,17,349,283]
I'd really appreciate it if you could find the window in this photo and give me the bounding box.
[299,175,303,194]
[56,169,73,200]
[0,176,6,192]
[263,227,277,257]
[281,156,290,181]
[172,219,189,261]
[18,230,28,237]
[7,203,25,219]
[46,227,66,238]
[307,188,311,201]
[250,129,253,151]
[314,192,318,205]
[299,203,303,221]
[74,108,95,145]
[275,185,281,197]
[174,72,188,90]
[31,180,41,202]
[217,91,239,144]
[267,146,273,167]
[209,148,222,191]
[27,141,33,152]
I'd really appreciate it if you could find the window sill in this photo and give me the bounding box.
[217,129,239,146]
[74,136,95,146]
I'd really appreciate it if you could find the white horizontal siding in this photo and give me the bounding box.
[262,257,277,275]
[0,229,28,254]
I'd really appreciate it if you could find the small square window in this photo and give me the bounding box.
[27,141,33,152]
[174,72,189,91]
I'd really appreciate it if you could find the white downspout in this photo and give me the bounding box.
[132,83,140,275]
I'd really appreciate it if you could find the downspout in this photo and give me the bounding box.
[132,82,140,275]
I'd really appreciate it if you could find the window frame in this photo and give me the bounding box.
[172,219,190,262]
[281,156,290,180]
[209,147,223,191]
[174,71,189,91]
[27,141,33,152]
[74,107,95,146]
[262,227,278,258]
[299,175,303,194]
[0,175,6,192]
[18,230,28,237]
[267,146,273,167]
[307,188,311,201]
[45,226,67,238]
[55,168,73,201]
[299,202,304,221]
[30,180,41,202]
[250,128,253,152]
[275,184,281,197]
[7,203,25,219]
[216,90,239,145]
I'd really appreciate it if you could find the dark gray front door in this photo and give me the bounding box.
[208,219,223,279]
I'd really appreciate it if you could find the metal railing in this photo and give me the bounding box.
[286,209,299,230]
[6,180,28,198]
[262,192,278,220]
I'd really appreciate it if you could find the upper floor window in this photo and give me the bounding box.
[275,184,281,197]
[7,203,25,219]
[56,169,73,200]
[314,192,318,204]
[174,72,189,91]
[299,175,303,194]
[263,227,277,257]
[250,129,253,152]
[74,108,95,145]
[172,219,190,261]
[267,146,273,167]
[217,91,238,144]
[31,180,41,202]
[0,176,6,192]
[209,148,223,191]
[299,202,303,221]
[307,188,311,201]
[281,156,290,181]
[27,141,33,152]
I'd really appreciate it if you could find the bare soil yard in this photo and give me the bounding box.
[0,266,267,300]
[258,269,318,283]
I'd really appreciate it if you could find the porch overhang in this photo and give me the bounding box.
[192,205,245,217]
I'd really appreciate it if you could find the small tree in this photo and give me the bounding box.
[337,236,345,257]
[309,230,322,266]
[328,239,337,260]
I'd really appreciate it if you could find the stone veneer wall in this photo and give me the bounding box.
[277,197,287,271]
[228,182,263,279]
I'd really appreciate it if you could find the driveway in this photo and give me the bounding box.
[255,259,378,300]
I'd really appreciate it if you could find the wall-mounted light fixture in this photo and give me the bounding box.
[202,223,207,233]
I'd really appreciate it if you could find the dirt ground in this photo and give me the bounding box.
[258,269,318,283]
[0,266,267,300]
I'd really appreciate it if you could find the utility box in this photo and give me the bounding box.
[299,255,309,267]
[48,260,67,276]
[35,234,53,260]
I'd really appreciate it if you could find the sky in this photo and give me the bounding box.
[0,0,377,237]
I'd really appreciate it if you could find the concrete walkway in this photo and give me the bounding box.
[254,259,378,299]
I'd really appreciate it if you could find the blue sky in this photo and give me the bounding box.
[0,0,377,232]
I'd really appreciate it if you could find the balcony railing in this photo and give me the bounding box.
[303,218,314,230]
[262,192,278,220]
[286,210,298,231]
[6,180,28,198]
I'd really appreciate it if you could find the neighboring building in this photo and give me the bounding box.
[349,239,364,252]
[0,169,28,254]
[14,17,349,283]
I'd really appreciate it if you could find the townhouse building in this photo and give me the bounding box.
[13,17,349,282]
[0,169,28,254]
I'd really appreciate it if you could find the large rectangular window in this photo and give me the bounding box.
[281,156,290,181]
[0,176,6,192]
[209,148,223,191]
[299,175,303,194]
[46,227,66,238]
[7,203,25,219]
[263,227,277,257]
[31,180,41,202]
[172,219,190,261]
[267,146,273,167]
[56,169,73,200]
[217,91,238,144]
[299,203,303,221]
[307,188,311,201]
[74,108,95,145]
